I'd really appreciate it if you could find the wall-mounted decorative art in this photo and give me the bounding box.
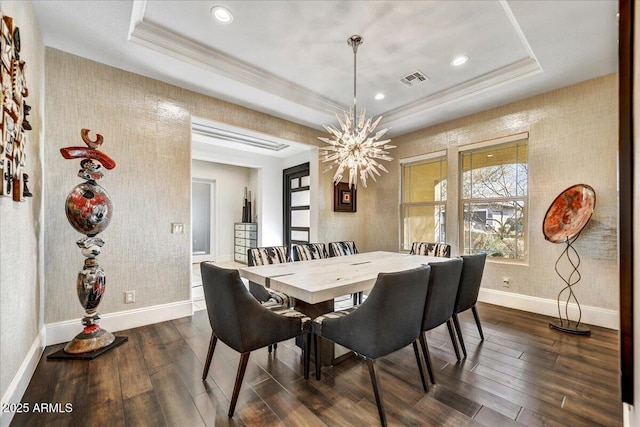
[333,182,357,212]
[0,12,32,202]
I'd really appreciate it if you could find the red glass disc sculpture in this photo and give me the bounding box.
[543,184,596,335]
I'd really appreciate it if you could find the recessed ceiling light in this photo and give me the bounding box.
[451,55,469,67]
[211,6,233,23]
[374,93,385,100]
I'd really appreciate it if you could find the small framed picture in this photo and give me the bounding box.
[333,182,357,212]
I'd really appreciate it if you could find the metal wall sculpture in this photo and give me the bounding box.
[0,13,32,201]
[543,184,596,336]
[57,129,123,356]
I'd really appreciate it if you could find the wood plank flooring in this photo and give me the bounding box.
[11,303,622,426]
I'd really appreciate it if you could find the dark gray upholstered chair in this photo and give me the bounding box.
[200,262,311,418]
[327,241,358,257]
[292,243,328,261]
[410,242,451,258]
[452,252,487,357]
[313,266,431,427]
[327,241,362,304]
[419,257,464,386]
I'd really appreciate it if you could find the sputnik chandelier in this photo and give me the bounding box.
[318,35,395,188]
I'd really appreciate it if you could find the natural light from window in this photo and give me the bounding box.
[460,139,528,260]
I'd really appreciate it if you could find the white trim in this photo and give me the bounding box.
[129,20,344,116]
[478,288,618,330]
[458,131,529,152]
[399,149,448,165]
[45,300,193,346]
[383,58,541,125]
[0,327,46,427]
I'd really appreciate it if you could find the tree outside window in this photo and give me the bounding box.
[460,140,528,260]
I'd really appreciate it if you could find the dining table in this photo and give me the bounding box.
[238,250,448,364]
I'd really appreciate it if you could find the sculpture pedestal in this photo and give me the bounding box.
[63,328,115,354]
[48,336,128,360]
[549,319,590,336]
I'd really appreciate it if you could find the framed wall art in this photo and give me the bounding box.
[333,182,356,212]
[0,12,32,202]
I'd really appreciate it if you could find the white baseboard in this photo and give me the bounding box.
[45,300,193,346]
[0,327,46,427]
[478,288,619,330]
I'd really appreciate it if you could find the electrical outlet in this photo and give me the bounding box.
[502,277,511,288]
[125,291,136,303]
[171,223,185,234]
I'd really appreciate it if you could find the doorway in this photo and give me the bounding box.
[192,178,216,301]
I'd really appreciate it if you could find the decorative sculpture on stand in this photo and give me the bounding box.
[543,184,596,336]
[50,129,127,358]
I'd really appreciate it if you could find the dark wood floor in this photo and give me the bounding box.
[12,302,621,426]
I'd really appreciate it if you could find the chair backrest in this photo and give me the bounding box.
[327,241,358,257]
[410,242,451,258]
[322,266,431,359]
[454,252,487,314]
[248,246,289,266]
[200,262,268,352]
[292,243,328,261]
[422,257,464,331]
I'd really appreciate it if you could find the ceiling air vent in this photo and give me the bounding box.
[400,70,429,87]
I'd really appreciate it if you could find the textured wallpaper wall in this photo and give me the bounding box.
[44,49,321,324]
[319,74,619,310]
[0,0,44,405]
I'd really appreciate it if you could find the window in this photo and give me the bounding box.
[460,138,528,260]
[400,155,447,250]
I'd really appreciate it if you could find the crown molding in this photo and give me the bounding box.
[128,0,542,132]
[128,19,346,116]
[192,121,290,152]
[383,57,542,125]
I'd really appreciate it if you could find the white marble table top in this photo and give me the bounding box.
[238,251,448,304]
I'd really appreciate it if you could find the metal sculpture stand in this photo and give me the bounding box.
[48,129,127,359]
[548,235,591,335]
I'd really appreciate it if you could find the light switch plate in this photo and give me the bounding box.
[171,223,185,234]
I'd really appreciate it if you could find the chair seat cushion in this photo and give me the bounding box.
[312,307,358,335]
[272,308,311,331]
[265,289,294,308]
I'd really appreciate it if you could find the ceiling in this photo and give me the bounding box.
[32,1,619,139]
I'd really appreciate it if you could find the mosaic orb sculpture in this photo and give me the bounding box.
[60,129,117,354]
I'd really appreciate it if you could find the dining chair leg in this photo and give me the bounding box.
[412,340,429,392]
[471,305,485,340]
[314,334,322,380]
[268,342,278,353]
[366,358,387,427]
[452,313,467,358]
[419,332,436,385]
[228,352,250,418]
[303,332,311,380]
[202,333,218,380]
[446,319,462,361]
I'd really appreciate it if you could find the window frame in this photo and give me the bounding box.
[458,133,529,263]
[399,150,448,252]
